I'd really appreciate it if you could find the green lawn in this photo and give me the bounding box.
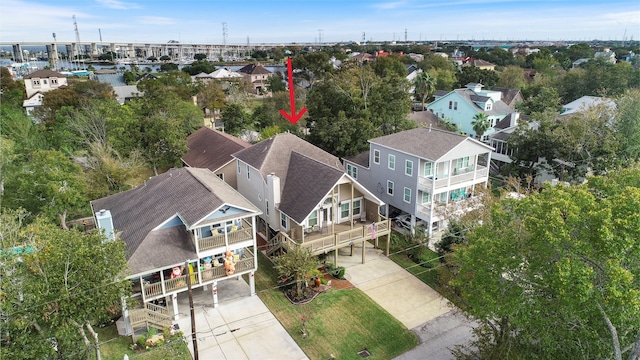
[95,323,191,360]
[255,252,418,360]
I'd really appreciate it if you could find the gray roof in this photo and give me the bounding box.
[90,167,260,273]
[369,127,492,161]
[345,151,370,168]
[490,86,522,107]
[23,69,65,79]
[454,89,512,116]
[182,127,250,172]
[93,73,127,87]
[233,132,343,181]
[279,152,345,224]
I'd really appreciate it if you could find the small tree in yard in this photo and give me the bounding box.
[275,247,320,301]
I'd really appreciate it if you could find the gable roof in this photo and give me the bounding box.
[490,86,522,107]
[93,73,127,87]
[278,152,345,224]
[233,132,343,181]
[182,127,251,171]
[345,151,370,168]
[237,63,272,75]
[23,69,65,79]
[90,167,260,271]
[369,127,492,161]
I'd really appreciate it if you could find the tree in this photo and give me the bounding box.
[194,53,207,61]
[615,89,640,161]
[456,66,499,88]
[266,71,286,93]
[497,65,527,89]
[451,169,640,360]
[275,246,320,300]
[0,67,25,106]
[413,71,436,110]
[2,149,89,224]
[292,52,333,90]
[196,81,226,117]
[159,62,179,72]
[122,70,136,84]
[0,209,130,360]
[220,103,249,136]
[471,113,490,139]
[181,60,216,76]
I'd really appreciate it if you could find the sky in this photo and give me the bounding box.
[0,0,638,44]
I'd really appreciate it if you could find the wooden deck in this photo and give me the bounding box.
[272,218,390,257]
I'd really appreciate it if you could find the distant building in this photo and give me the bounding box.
[23,69,67,98]
[236,63,272,94]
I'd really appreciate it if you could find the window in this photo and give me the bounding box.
[423,162,433,177]
[346,164,357,179]
[405,160,413,176]
[454,101,458,110]
[216,173,224,180]
[353,199,361,216]
[42,79,47,84]
[456,157,470,172]
[32,80,40,86]
[440,113,445,119]
[388,154,395,170]
[51,79,58,84]
[308,210,318,227]
[280,212,287,229]
[373,149,380,164]
[237,160,241,174]
[421,192,431,203]
[404,187,411,203]
[266,200,269,215]
[340,203,350,219]
[448,101,452,109]
[387,181,394,195]
[439,192,447,203]
[246,165,250,180]
[486,103,492,110]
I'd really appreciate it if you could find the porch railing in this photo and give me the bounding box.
[141,250,256,300]
[198,219,254,252]
[129,303,172,330]
[276,218,391,255]
[418,165,489,190]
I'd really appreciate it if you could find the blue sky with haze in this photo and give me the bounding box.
[1,0,638,44]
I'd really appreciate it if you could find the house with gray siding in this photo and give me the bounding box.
[344,127,493,236]
[233,133,392,263]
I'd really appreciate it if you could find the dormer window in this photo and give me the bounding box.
[486,103,492,111]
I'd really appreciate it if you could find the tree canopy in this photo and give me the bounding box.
[452,167,640,360]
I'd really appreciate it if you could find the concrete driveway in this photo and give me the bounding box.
[175,279,308,360]
[336,242,476,360]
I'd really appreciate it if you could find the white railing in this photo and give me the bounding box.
[418,165,488,190]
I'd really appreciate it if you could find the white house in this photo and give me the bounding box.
[22,69,67,98]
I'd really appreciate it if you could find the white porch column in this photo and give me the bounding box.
[249,271,256,296]
[212,281,219,308]
[121,297,132,335]
[172,293,179,320]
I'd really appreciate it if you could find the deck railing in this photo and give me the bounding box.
[129,303,172,329]
[198,219,254,252]
[418,165,488,190]
[277,218,391,255]
[141,250,256,300]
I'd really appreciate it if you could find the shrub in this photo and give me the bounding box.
[136,335,146,348]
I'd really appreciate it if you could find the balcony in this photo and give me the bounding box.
[140,249,256,301]
[418,166,488,191]
[198,219,254,252]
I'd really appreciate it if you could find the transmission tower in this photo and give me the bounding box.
[405,28,407,42]
[72,15,83,69]
[318,29,323,44]
[246,36,250,58]
[362,32,366,45]
[222,22,228,58]
[52,32,58,70]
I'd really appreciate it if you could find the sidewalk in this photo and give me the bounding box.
[174,279,308,360]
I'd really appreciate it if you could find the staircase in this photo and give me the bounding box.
[265,232,286,256]
[489,160,501,176]
[129,303,172,332]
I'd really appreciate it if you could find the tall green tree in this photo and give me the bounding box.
[471,113,490,139]
[413,71,436,110]
[452,168,640,360]
[456,66,499,88]
[0,209,130,360]
[615,89,640,161]
[275,246,320,300]
[220,103,249,136]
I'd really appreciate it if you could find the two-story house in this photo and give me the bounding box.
[182,127,251,189]
[233,133,391,263]
[427,83,514,140]
[91,167,261,336]
[236,63,272,94]
[344,127,493,237]
[22,69,68,116]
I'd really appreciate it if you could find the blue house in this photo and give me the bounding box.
[426,83,515,140]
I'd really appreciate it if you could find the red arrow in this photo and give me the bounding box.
[279,57,307,124]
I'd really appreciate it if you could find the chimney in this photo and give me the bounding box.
[510,112,519,127]
[429,123,432,132]
[95,209,115,242]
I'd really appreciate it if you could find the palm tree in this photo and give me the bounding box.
[413,71,436,111]
[471,113,491,140]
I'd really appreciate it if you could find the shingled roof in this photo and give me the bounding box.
[278,152,345,224]
[90,167,259,274]
[23,69,65,79]
[182,127,250,172]
[233,132,343,182]
[369,127,493,161]
[237,63,272,75]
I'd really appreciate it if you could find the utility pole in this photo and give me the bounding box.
[52,32,58,70]
[405,28,407,42]
[186,260,199,360]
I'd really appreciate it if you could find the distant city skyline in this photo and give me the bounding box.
[1,0,638,44]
